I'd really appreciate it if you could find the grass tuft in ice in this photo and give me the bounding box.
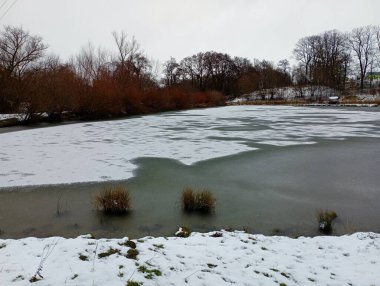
[181,187,216,214]
[181,187,196,212]
[317,210,338,234]
[94,186,131,215]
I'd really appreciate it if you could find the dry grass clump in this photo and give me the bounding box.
[195,191,216,213]
[182,187,196,212]
[94,186,131,215]
[317,210,338,234]
[181,187,216,214]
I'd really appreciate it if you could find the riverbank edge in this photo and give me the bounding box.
[1,230,379,285]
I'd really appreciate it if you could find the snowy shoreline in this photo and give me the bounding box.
[1,231,379,286]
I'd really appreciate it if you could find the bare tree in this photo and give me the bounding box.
[0,25,47,78]
[277,59,290,74]
[163,57,179,87]
[0,26,47,111]
[112,31,139,70]
[73,42,110,84]
[293,36,319,82]
[376,26,380,72]
[294,31,350,90]
[348,25,377,90]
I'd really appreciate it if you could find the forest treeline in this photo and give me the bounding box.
[0,25,379,122]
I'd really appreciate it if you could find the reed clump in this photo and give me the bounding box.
[94,186,131,215]
[181,187,216,214]
[317,210,338,234]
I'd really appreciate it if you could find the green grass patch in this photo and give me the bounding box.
[126,248,139,259]
[119,240,136,249]
[98,247,121,258]
[126,281,142,286]
[137,265,162,279]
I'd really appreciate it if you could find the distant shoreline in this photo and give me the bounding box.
[228,102,379,107]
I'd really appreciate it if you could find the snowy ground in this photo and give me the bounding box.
[0,231,379,286]
[1,106,379,188]
[244,86,339,101]
[0,114,20,120]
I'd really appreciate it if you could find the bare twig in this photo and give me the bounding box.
[30,238,59,282]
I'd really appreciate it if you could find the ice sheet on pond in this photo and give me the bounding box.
[0,106,379,187]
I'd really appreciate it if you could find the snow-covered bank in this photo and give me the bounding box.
[1,106,380,188]
[0,231,379,285]
[0,114,20,121]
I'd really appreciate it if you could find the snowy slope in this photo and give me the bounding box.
[0,114,20,120]
[0,231,379,286]
[1,106,379,188]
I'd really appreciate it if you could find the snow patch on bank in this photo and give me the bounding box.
[0,231,379,286]
[0,106,379,188]
[0,114,20,120]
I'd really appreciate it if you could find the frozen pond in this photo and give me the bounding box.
[0,106,379,238]
[1,106,379,187]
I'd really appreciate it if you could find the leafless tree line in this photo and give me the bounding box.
[0,24,379,119]
[0,26,223,119]
[163,53,291,97]
[293,25,380,91]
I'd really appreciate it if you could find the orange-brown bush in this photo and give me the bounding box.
[94,186,131,214]
[181,187,216,214]
[182,187,196,212]
[195,191,216,213]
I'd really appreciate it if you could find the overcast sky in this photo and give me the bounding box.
[2,0,380,65]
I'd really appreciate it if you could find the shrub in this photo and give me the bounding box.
[181,187,216,214]
[182,187,195,212]
[317,210,338,234]
[195,191,216,213]
[94,186,131,214]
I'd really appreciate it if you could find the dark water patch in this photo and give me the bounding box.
[0,138,379,239]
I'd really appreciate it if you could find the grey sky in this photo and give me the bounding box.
[2,0,380,65]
